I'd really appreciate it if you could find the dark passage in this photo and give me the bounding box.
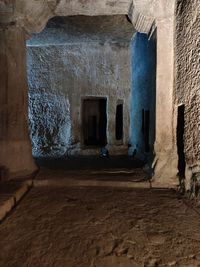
[83,98,107,146]
[116,103,123,140]
[177,105,185,178]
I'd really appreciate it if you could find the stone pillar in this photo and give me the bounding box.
[0,24,37,178]
[152,17,178,185]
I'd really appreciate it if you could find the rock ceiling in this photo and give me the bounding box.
[27,15,135,45]
[0,0,175,33]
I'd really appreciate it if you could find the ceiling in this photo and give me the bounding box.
[27,15,135,46]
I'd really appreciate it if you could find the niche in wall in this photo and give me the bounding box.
[116,100,123,141]
[177,104,185,178]
[82,98,107,147]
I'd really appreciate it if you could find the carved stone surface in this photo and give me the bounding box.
[0,0,175,33]
[0,25,37,177]
[0,0,178,182]
[176,0,200,194]
[27,16,132,157]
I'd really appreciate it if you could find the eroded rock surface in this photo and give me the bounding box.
[27,16,132,158]
[176,0,200,194]
[1,177,200,266]
[0,0,175,33]
[29,91,71,158]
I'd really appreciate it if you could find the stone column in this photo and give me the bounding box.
[152,17,178,185]
[0,24,37,178]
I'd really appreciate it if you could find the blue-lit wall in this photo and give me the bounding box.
[129,32,156,159]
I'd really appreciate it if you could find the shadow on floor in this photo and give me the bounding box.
[34,156,144,171]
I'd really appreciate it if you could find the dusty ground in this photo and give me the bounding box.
[0,171,200,267]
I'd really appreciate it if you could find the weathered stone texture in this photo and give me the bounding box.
[27,17,132,157]
[28,15,134,45]
[27,43,131,157]
[176,0,200,195]
[176,0,200,165]
[0,0,175,34]
[0,0,177,181]
[0,26,37,177]
[29,90,71,158]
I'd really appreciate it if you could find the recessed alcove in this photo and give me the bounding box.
[26,15,157,164]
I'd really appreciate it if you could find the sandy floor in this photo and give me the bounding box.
[0,173,200,267]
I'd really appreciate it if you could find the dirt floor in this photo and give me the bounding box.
[1,171,200,267]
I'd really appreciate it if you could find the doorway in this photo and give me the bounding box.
[82,98,107,147]
[116,102,123,140]
[177,105,186,178]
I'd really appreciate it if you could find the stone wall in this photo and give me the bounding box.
[175,0,200,194]
[27,16,133,158]
[129,32,156,161]
[0,1,177,180]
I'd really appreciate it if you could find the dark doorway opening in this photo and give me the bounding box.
[177,105,186,178]
[116,103,123,140]
[82,98,107,146]
[142,109,150,152]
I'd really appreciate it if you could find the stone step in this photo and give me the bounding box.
[0,180,32,222]
[33,178,151,189]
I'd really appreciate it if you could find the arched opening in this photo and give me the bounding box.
[26,15,156,170]
[0,0,178,183]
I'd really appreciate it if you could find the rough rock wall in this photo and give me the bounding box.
[29,91,71,158]
[176,0,200,194]
[27,41,131,158]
